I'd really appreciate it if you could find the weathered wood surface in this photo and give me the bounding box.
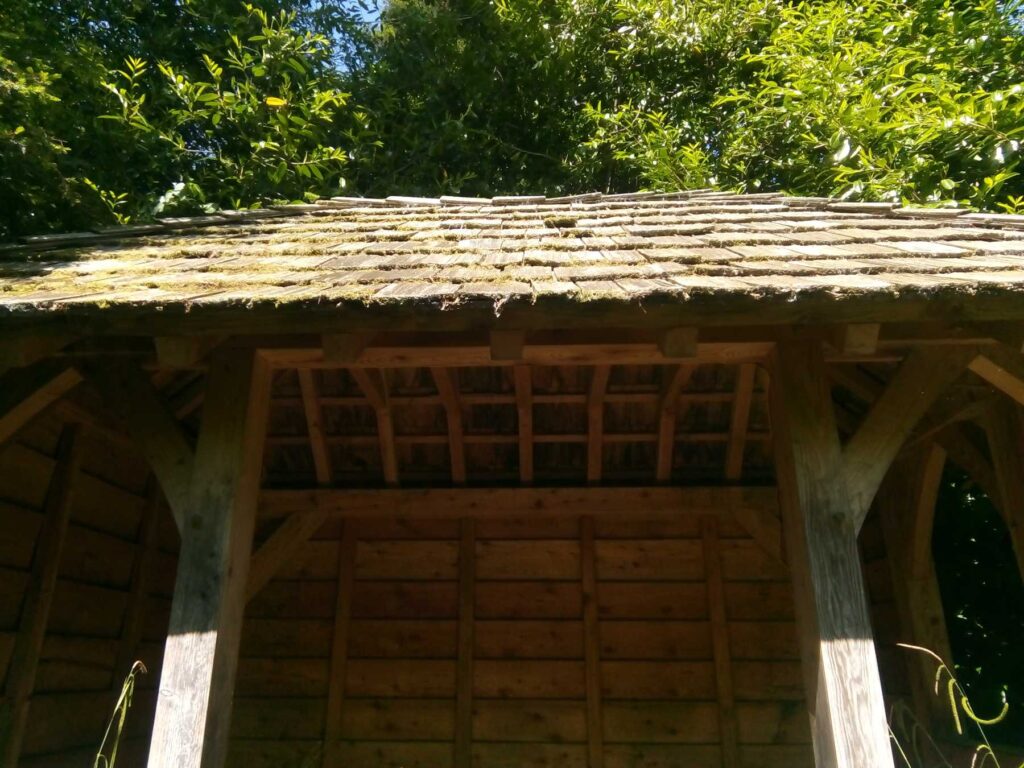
[146,350,271,768]
[770,341,894,768]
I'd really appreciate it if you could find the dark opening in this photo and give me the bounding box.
[933,465,1024,745]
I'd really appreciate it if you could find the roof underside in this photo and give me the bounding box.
[4,190,1024,323]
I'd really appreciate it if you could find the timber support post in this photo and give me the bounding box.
[145,349,271,768]
[770,341,895,768]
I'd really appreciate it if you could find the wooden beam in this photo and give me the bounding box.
[490,330,525,362]
[264,340,772,369]
[298,370,331,485]
[769,341,894,768]
[969,345,1024,406]
[513,365,533,483]
[656,365,694,482]
[983,398,1024,578]
[84,362,194,531]
[260,485,779,520]
[843,347,974,530]
[350,368,399,486]
[702,515,739,768]
[322,333,370,364]
[146,349,271,768]
[659,327,699,358]
[455,519,475,768]
[0,424,82,768]
[432,367,466,484]
[725,364,756,481]
[587,366,611,483]
[321,525,356,768]
[0,361,82,446]
[581,516,603,768]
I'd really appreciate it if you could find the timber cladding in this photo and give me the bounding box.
[0,412,176,767]
[234,513,811,768]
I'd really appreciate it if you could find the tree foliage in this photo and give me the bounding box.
[2,0,1023,235]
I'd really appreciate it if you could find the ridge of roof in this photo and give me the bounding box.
[6,189,1024,256]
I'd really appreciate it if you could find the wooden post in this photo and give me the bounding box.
[0,424,82,768]
[146,349,271,768]
[769,341,894,768]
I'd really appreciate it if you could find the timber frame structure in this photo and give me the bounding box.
[1,190,1023,768]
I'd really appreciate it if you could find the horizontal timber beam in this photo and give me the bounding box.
[261,341,773,369]
[259,485,778,520]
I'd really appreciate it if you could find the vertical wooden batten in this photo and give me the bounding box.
[769,341,894,768]
[581,516,603,768]
[321,524,356,768]
[145,349,271,768]
[455,519,475,768]
[701,515,739,768]
[0,423,82,768]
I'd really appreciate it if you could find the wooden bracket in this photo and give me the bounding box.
[490,330,525,362]
[0,360,83,447]
[83,361,195,531]
[658,327,699,359]
[829,324,881,356]
[154,336,226,368]
[843,346,975,530]
[323,333,370,365]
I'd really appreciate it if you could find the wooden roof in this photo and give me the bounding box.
[4,190,1024,328]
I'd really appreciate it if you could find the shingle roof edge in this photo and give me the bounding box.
[7,189,1024,256]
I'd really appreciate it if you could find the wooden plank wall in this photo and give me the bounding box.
[0,415,919,768]
[0,412,178,767]
[232,513,813,768]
